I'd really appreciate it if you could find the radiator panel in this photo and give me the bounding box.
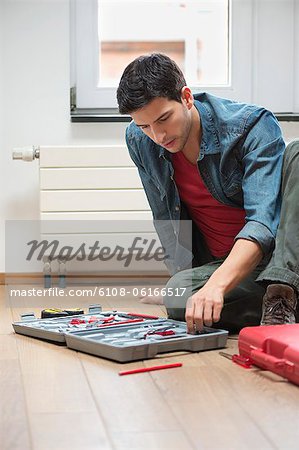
[40,217,154,234]
[40,190,150,212]
[39,145,133,167]
[41,211,153,222]
[40,167,142,189]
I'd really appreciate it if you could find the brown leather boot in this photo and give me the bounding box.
[260,284,297,325]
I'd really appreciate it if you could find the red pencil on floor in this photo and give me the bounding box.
[119,362,183,376]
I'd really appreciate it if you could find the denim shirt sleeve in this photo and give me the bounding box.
[125,125,158,216]
[235,110,285,256]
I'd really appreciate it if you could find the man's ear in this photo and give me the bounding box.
[181,86,194,109]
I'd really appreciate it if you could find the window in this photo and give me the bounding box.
[98,1,229,87]
[72,0,299,113]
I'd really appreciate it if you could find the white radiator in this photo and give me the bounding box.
[12,145,166,284]
[39,145,149,216]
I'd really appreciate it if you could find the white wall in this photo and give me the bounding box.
[0,0,3,157]
[0,0,5,272]
[1,0,299,272]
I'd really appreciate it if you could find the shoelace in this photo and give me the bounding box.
[263,297,296,324]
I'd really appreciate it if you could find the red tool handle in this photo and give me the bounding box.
[69,318,86,325]
[232,354,253,369]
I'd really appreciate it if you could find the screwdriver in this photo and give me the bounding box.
[219,351,253,369]
[119,362,183,376]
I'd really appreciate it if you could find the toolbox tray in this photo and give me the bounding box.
[12,305,161,344]
[12,306,228,362]
[65,319,228,362]
[239,324,299,386]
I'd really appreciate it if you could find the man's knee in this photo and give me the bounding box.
[164,268,195,292]
[163,269,193,311]
[165,272,184,292]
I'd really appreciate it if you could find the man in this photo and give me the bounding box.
[117,53,298,333]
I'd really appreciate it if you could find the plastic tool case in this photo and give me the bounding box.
[239,324,299,385]
[12,305,228,362]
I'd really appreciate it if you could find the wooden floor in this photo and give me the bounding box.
[1,283,299,450]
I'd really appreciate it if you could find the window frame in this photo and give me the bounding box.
[71,0,299,114]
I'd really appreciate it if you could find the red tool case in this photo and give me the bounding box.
[239,324,299,385]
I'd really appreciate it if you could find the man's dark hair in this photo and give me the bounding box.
[117,53,186,114]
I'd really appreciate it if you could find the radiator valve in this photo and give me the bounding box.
[12,146,40,161]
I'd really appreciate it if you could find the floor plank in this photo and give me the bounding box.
[0,358,31,450]
[0,286,14,334]
[29,412,112,450]
[0,304,32,450]
[79,353,185,433]
[15,335,112,450]
[112,431,194,450]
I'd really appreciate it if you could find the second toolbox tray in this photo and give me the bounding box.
[65,319,228,362]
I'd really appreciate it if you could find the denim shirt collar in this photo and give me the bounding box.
[194,99,221,157]
[158,98,221,160]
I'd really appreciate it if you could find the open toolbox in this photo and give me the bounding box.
[12,304,228,362]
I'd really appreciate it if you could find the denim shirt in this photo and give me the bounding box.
[125,93,285,275]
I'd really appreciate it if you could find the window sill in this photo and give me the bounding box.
[275,113,299,122]
[71,108,131,123]
[70,109,299,123]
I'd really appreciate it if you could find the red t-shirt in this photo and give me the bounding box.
[172,151,246,258]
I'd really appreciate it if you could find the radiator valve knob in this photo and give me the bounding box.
[12,146,39,161]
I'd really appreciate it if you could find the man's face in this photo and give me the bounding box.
[130,94,193,153]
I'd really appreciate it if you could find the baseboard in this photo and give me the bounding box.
[0,272,169,285]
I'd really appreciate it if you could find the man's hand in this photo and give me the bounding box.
[185,282,224,333]
[185,239,263,333]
